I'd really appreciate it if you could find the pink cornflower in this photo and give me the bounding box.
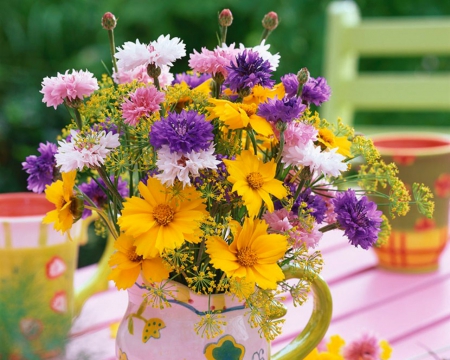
[115,36,185,72]
[113,64,174,88]
[188,44,239,77]
[41,70,98,109]
[263,208,293,232]
[121,86,165,126]
[283,121,318,147]
[342,333,380,360]
[55,130,120,172]
[155,144,220,187]
[289,221,323,249]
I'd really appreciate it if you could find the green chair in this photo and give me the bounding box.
[321,1,450,133]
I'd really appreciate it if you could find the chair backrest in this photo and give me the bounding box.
[321,1,450,127]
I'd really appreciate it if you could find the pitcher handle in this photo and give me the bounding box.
[271,265,332,360]
[73,216,116,316]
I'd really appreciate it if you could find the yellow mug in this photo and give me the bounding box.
[0,192,114,359]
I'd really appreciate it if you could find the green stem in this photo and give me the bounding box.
[319,222,340,233]
[73,108,83,130]
[220,26,227,44]
[108,29,118,74]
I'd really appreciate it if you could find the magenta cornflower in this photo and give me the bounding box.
[79,176,128,218]
[332,189,383,249]
[22,142,58,193]
[225,49,274,93]
[40,69,99,109]
[121,85,165,126]
[150,109,214,154]
[258,96,306,123]
[301,76,331,106]
[342,332,380,360]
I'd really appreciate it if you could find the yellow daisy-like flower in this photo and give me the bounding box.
[223,150,287,217]
[317,128,352,158]
[242,84,285,106]
[118,177,207,258]
[108,233,169,290]
[42,170,80,233]
[206,98,273,137]
[206,217,287,289]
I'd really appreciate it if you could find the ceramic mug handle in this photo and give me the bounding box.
[73,216,116,315]
[271,265,333,360]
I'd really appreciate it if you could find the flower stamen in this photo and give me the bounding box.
[236,247,258,267]
[246,172,264,190]
[153,204,175,226]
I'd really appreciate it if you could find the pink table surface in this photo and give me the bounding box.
[68,230,450,360]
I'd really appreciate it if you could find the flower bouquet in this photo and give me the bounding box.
[24,8,433,346]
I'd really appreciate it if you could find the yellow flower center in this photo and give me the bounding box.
[246,172,264,190]
[127,246,143,263]
[236,247,258,267]
[153,204,175,226]
[240,103,257,116]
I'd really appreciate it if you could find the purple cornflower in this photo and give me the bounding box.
[301,76,331,107]
[281,73,299,98]
[22,142,58,193]
[150,109,214,154]
[292,187,327,224]
[332,189,382,249]
[225,50,274,93]
[78,176,128,218]
[258,96,306,124]
[172,72,212,89]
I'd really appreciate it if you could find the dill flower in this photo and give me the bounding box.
[22,141,58,194]
[223,150,287,217]
[118,177,207,258]
[206,217,288,289]
[42,170,83,233]
[108,233,170,290]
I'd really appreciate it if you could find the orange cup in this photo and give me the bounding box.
[371,133,450,273]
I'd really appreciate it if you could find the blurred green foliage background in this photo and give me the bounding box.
[1,0,450,195]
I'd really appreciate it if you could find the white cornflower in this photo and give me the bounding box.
[55,130,120,172]
[155,144,220,187]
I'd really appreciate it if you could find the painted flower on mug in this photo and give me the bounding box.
[435,173,450,197]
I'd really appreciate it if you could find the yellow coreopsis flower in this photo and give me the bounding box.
[42,170,81,233]
[108,233,170,290]
[205,217,287,289]
[317,128,352,158]
[242,84,285,106]
[223,150,287,217]
[206,98,273,137]
[118,177,207,258]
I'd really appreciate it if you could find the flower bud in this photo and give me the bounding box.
[219,9,233,27]
[297,67,310,86]
[147,63,162,79]
[262,12,278,31]
[102,12,117,30]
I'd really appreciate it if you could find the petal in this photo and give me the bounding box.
[141,257,170,282]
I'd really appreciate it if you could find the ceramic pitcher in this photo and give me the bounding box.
[115,265,332,360]
[0,192,114,359]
